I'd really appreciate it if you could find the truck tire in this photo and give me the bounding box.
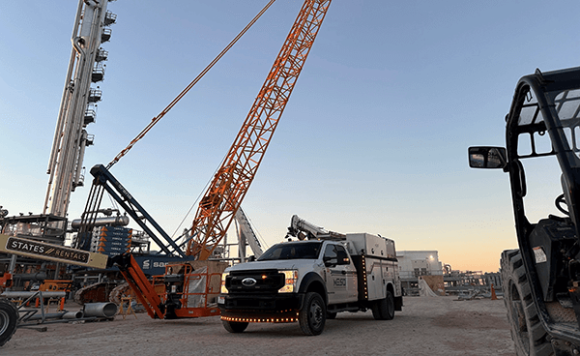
[0,299,18,347]
[501,249,553,356]
[372,290,395,320]
[222,320,249,333]
[299,292,326,336]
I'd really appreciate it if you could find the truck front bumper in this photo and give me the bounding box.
[218,293,304,323]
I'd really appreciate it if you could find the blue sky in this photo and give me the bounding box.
[1,1,579,272]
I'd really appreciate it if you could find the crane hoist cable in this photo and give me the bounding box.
[106,0,276,170]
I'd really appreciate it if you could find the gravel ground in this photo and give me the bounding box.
[3,296,515,356]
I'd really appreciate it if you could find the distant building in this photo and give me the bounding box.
[397,250,443,295]
[397,250,443,278]
[397,250,502,296]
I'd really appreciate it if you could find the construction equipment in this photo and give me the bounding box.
[0,234,108,347]
[234,208,264,261]
[75,0,332,321]
[0,0,118,346]
[72,164,193,304]
[45,0,116,217]
[70,1,284,305]
[469,67,580,355]
[0,0,117,297]
[186,0,332,261]
[115,0,331,320]
[287,214,347,240]
[218,215,402,335]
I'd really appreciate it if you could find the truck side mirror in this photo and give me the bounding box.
[468,146,507,169]
[323,256,337,267]
[336,250,349,265]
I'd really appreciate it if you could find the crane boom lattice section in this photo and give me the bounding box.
[187,0,332,259]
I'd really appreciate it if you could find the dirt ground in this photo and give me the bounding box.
[3,296,515,356]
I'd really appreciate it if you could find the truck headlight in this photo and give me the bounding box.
[278,270,298,293]
[220,272,229,294]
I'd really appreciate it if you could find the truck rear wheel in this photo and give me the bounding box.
[299,292,326,336]
[222,320,249,333]
[501,249,553,356]
[0,299,17,347]
[372,290,395,320]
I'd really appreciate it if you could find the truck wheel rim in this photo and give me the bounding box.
[309,300,323,329]
[0,309,8,335]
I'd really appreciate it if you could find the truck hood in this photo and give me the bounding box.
[225,259,319,273]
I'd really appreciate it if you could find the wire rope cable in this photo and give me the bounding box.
[106,0,277,169]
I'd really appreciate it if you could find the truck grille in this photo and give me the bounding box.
[226,269,284,294]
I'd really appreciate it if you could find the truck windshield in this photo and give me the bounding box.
[257,242,322,261]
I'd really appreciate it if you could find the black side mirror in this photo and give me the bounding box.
[468,146,507,169]
[336,251,349,265]
[323,256,337,267]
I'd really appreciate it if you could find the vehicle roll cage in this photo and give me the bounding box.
[505,67,580,342]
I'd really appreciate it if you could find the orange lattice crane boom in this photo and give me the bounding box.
[187,0,332,259]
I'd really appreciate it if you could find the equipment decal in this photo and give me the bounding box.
[334,277,346,287]
[7,237,90,264]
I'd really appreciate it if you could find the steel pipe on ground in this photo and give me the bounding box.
[62,311,84,319]
[23,312,66,321]
[83,302,117,318]
[1,291,65,298]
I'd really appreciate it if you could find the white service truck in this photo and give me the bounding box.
[218,216,403,335]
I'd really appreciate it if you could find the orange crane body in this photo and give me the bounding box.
[187,0,332,260]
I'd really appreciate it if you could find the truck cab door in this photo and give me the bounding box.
[323,244,356,304]
[337,245,358,302]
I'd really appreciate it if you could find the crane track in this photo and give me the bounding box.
[73,282,118,305]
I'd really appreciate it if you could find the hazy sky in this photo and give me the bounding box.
[1,1,579,272]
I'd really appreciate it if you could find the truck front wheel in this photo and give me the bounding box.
[372,290,395,320]
[299,292,326,336]
[501,249,553,356]
[222,320,249,333]
[0,299,17,347]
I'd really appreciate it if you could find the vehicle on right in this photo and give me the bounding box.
[469,66,580,355]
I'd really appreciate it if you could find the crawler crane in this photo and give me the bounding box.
[82,0,332,320]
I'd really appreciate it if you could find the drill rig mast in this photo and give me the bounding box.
[44,0,116,217]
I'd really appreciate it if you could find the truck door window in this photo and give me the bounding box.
[323,245,338,265]
[335,245,350,265]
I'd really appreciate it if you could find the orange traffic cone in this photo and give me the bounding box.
[490,283,498,300]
